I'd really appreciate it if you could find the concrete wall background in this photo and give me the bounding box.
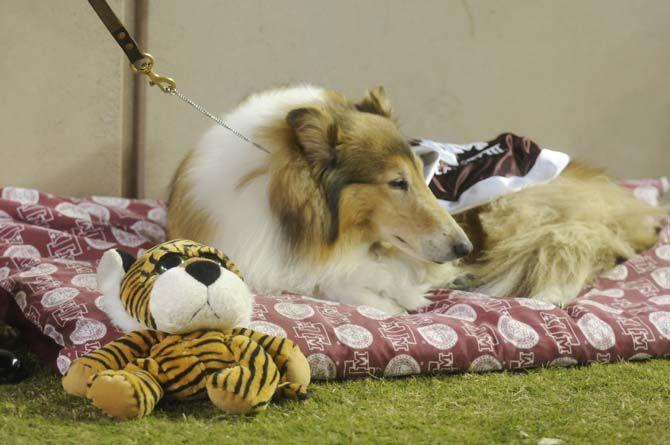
[1,1,669,199]
[0,0,134,197]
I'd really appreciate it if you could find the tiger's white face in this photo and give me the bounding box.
[96,239,253,334]
[149,258,252,334]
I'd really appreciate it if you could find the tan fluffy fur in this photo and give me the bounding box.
[166,150,218,244]
[166,85,469,314]
[455,162,664,305]
[167,84,661,310]
[169,87,467,266]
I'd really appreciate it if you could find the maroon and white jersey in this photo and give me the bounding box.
[411,133,571,213]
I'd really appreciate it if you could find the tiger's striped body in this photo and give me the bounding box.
[62,240,310,419]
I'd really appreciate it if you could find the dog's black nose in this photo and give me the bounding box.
[452,242,473,258]
[185,260,221,287]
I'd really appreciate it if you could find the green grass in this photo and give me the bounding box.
[2,360,670,444]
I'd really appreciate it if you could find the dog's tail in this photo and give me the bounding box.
[470,220,635,306]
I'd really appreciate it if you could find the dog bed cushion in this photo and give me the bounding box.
[0,180,669,380]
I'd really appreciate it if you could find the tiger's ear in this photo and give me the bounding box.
[96,249,142,333]
[286,107,339,176]
[355,86,392,118]
[96,249,134,299]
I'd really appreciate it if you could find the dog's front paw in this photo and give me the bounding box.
[334,289,406,316]
[448,273,478,290]
[530,284,582,308]
[401,296,433,313]
[374,299,407,316]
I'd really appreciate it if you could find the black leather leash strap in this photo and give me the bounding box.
[88,0,144,65]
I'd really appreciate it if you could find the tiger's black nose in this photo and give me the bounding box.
[452,241,473,259]
[185,260,221,287]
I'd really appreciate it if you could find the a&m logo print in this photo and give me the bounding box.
[314,302,350,325]
[540,312,581,355]
[377,320,417,352]
[51,299,90,328]
[462,322,500,353]
[616,317,655,351]
[17,204,54,227]
[47,231,83,260]
[427,352,456,373]
[344,351,379,377]
[292,321,332,351]
[252,301,269,321]
[0,222,24,244]
[510,351,535,369]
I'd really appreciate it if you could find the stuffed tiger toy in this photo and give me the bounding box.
[62,239,311,419]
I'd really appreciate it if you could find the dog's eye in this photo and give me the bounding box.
[389,179,409,191]
[156,254,183,274]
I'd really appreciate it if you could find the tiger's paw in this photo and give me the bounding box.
[276,382,310,401]
[206,368,271,415]
[86,371,144,419]
[62,361,102,397]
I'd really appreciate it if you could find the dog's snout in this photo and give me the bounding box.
[185,261,221,287]
[452,241,473,259]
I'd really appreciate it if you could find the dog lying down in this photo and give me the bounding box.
[167,85,663,315]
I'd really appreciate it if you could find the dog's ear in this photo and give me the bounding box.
[286,107,338,174]
[355,86,392,118]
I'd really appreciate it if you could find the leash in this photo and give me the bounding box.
[87,0,270,154]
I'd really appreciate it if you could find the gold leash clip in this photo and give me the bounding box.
[130,53,177,93]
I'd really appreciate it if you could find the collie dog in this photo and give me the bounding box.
[167,85,662,312]
[167,85,472,315]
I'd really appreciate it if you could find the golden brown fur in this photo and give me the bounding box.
[455,161,664,304]
[166,84,662,310]
[166,150,217,244]
[263,88,468,264]
[166,85,470,314]
[168,87,469,265]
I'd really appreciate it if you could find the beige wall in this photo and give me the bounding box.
[0,0,135,197]
[1,1,669,199]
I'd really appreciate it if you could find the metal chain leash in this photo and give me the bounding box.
[169,88,270,154]
[130,54,270,154]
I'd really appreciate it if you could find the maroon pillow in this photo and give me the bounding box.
[1,180,669,380]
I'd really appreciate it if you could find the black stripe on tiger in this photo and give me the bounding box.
[242,343,263,399]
